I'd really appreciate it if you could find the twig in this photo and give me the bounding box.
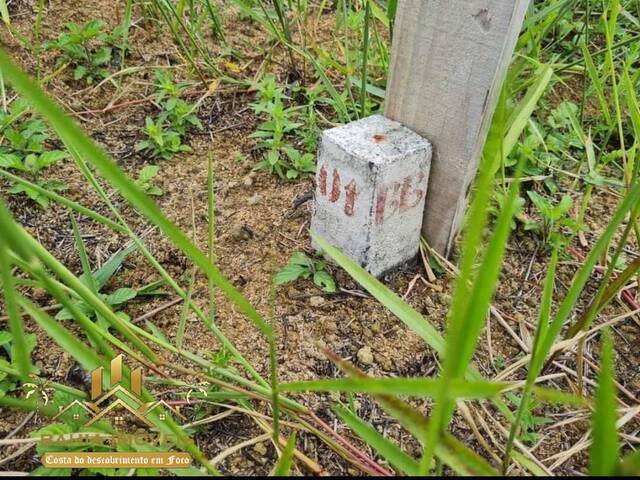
[132,297,183,324]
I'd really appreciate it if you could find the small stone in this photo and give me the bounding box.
[370,322,381,334]
[357,346,374,366]
[437,292,451,306]
[242,176,253,187]
[253,442,267,456]
[377,354,393,371]
[324,319,338,333]
[310,296,325,307]
[230,225,250,241]
[248,193,263,206]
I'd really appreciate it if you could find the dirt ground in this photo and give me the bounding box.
[0,0,638,475]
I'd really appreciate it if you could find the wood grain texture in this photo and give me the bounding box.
[385,0,529,256]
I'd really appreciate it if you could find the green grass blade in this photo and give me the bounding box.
[281,377,507,399]
[387,0,398,37]
[421,161,524,472]
[65,145,268,388]
[359,0,371,117]
[272,432,297,476]
[121,0,133,68]
[70,214,97,292]
[312,234,445,354]
[536,182,640,373]
[590,328,619,476]
[616,451,640,476]
[207,150,217,320]
[501,65,553,166]
[0,0,9,25]
[623,68,640,141]
[324,350,498,475]
[203,0,225,41]
[0,235,31,379]
[2,214,158,361]
[332,404,420,476]
[0,169,126,233]
[0,394,58,416]
[19,296,106,373]
[19,297,219,475]
[176,269,196,350]
[0,47,272,339]
[503,244,559,472]
[581,42,613,126]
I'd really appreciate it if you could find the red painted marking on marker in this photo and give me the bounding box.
[318,165,327,195]
[376,174,427,224]
[399,173,426,212]
[344,180,357,216]
[375,187,387,225]
[330,168,341,203]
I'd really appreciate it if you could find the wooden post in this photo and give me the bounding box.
[385,0,529,256]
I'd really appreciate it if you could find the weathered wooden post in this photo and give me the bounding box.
[385,0,529,256]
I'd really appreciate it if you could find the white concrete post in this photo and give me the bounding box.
[310,115,432,277]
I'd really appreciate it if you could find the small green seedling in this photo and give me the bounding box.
[153,70,202,135]
[527,191,579,242]
[136,117,191,160]
[44,20,117,84]
[282,146,315,179]
[136,71,201,160]
[250,75,316,180]
[134,165,163,196]
[0,101,67,207]
[505,392,553,445]
[274,251,337,293]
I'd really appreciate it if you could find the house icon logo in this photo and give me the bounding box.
[53,355,185,428]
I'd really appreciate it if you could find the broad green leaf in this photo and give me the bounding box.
[274,264,307,284]
[313,270,336,293]
[0,169,126,233]
[0,330,12,345]
[105,287,137,306]
[0,153,25,170]
[139,165,159,182]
